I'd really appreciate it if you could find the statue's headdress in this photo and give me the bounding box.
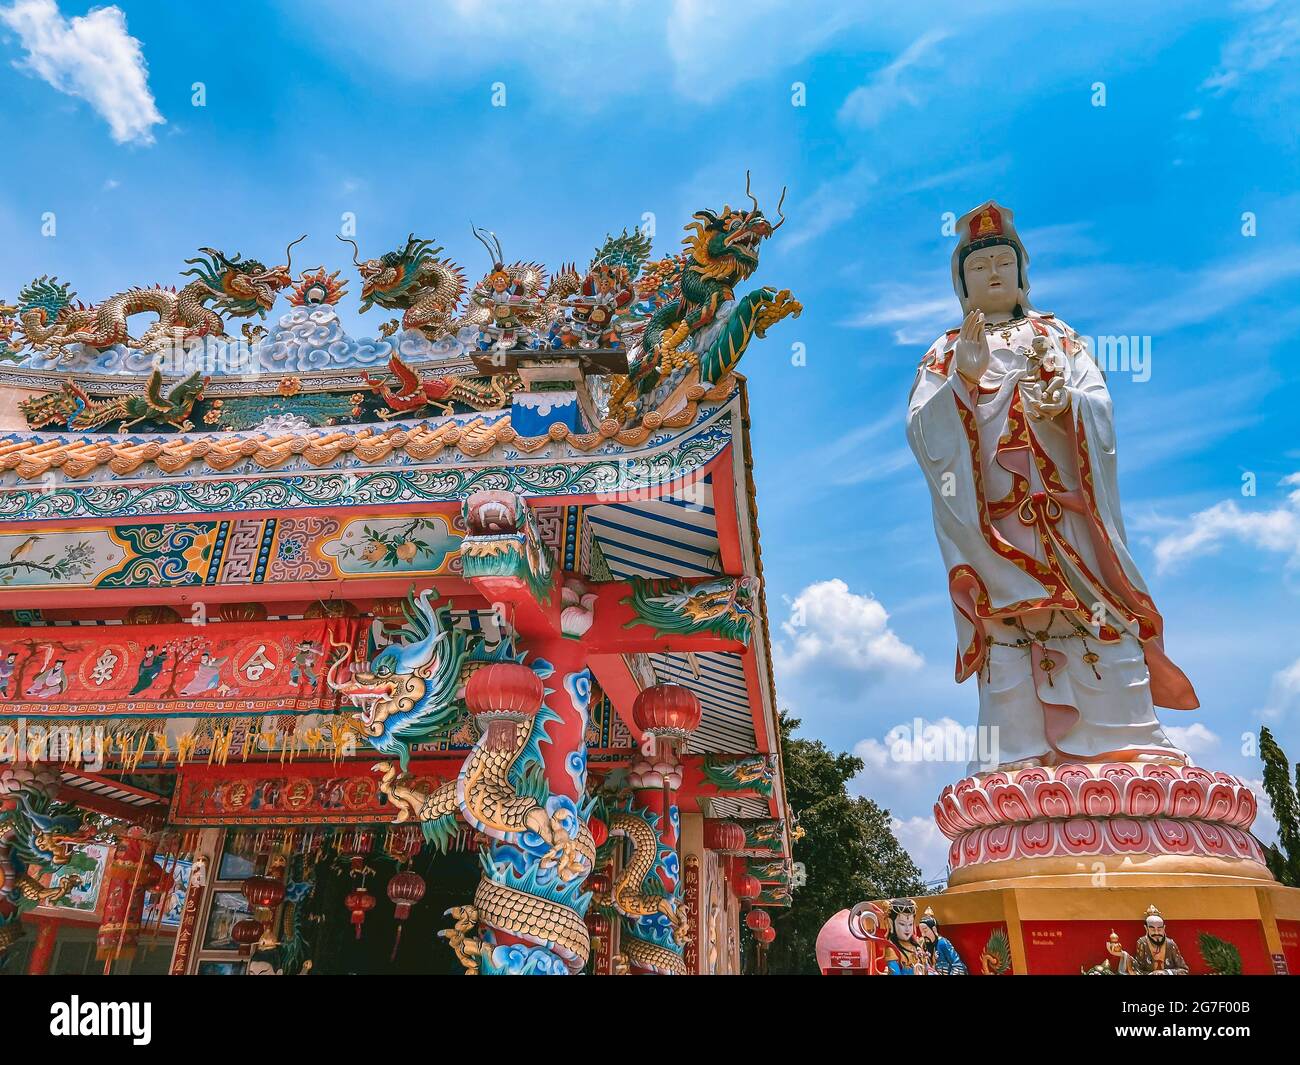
[950,200,1033,314]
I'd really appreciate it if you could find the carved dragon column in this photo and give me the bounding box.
[450,491,599,974]
[607,683,701,975]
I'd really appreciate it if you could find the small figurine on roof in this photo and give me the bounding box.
[467,226,543,354]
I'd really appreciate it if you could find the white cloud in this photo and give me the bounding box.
[775,579,923,677]
[838,30,951,128]
[1260,656,1300,720]
[889,815,950,882]
[1201,0,1300,95]
[1152,474,1300,574]
[1162,722,1220,755]
[0,0,163,145]
[780,160,877,252]
[840,283,952,345]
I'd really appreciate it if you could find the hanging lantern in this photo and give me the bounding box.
[734,873,761,901]
[465,662,545,750]
[587,872,611,897]
[345,886,377,939]
[386,870,426,961]
[231,918,264,955]
[342,829,374,876]
[587,816,608,848]
[704,819,746,854]
[754,925,776,945]
[632,684,702,741]
[384,824,424,864]
[746,908,772,932]
[584,911,610,938]
[242,873,286,914]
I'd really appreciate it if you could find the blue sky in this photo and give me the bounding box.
[2,0,1298,877]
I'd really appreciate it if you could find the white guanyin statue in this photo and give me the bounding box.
[907,202,1198,772]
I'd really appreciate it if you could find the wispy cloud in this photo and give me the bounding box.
[838,29,952,128]
[781,160,877,251]
[840,281,951,345]
[1201,0,1300,95]
[1152,473,1300,573]
[0,0,163,145]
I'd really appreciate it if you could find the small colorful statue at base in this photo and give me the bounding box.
[919,906,967,974]
[881,898,931,975]
[1102,905,1190,975]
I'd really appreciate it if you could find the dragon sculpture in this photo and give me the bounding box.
[0,767,94,959]
[327,588,468,769]
[20,368,207,432]
[16,237,303,358]
[362,353,519,417]
[621,575,758,644]
[335,595,596,976]
[339,233,466,339]
[610,173,802,419]
[599,797,691,975]
[377,648,597,975]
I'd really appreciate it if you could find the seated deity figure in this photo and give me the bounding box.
[1103,906,1189,975]
[918,907,967,974]
[881,899,931,975]
[907,202,1198,771]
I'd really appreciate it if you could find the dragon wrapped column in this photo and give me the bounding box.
[609,683,702,975]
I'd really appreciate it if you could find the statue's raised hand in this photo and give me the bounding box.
[953,310,990,384]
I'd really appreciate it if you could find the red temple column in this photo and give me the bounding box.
[624,683,702,974]
[26,917,61,975]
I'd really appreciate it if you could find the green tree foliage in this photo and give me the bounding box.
[1259,727,1300,887]
[765,712,926,975]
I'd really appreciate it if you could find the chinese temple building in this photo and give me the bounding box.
[0,183,801,975]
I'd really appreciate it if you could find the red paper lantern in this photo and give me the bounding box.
[754,925,776,945]
[587,872,611,897]
[345,886,377,939]
[632,684,702,739]
[242,874,286,913]
[746,908,771,931]
[734,873,762,901]
[386,870,426,960]
[704,819,746,854]
[386,870,426,920]
[231,918,263,954]
[585,912,610,938]
[587,816,608,848]
[343,829,374,876]
[465,662,545,717]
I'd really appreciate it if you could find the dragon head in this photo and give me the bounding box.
[684,171,786,285]
[340,233,445,311]
[328,588,468,767]
[183,235,304,318]
[17,276,76,330]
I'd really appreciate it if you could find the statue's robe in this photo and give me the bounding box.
[906,311,1196,769]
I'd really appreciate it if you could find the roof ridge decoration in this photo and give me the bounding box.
[2,176,798,440]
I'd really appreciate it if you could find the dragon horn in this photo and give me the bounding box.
[745,169,759,214]
[771,185,787,231]
[284,234,307,272]
[337,235,362,266]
